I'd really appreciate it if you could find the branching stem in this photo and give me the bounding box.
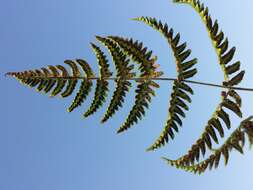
[8,75,253,92]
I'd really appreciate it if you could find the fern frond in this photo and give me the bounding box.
[96,36,134,122]
[227,90,242,107]
[162,90,242,167]
[173,0,245,85]
[96,36,135,78]
[163,116,253,174]
[6,0,253,175]
[51,65,69,96]
[83,79,109,117]
[68,59,94,112]
[83,44,112,118]
[107,36,159,77]
[21,70,40,87]
[36,68,51,92]
[43,66,59,93]
[132,17,198,78]
[132,17,197,150]
[117,80,157,133]
[61,60,80,98]
[105,36,162,132]
[147,80,194,151]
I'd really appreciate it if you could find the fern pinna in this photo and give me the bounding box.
[6,0,253,174]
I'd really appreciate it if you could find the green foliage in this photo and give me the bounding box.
[68,59,94,112]
[133,17,197,150]
[96,36,135,123]
[163,116,253,174]
[6,0,253,174]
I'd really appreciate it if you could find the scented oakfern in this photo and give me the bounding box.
[6,0,253,174]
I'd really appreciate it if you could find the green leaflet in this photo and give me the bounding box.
[117,81,155,133]
[221,146,229,165]
[222,98,242,118]
[51,65,68,96]
[103,36,162,132]
[90,43,112,78]
[96,36,134,122]
[224,71,245,87]
[173,0,243,84]
[6,0,252,175]
[61,60,80,98]
[68,79,93,113]
[209,118,224,138]
[206,125,218,144]
[96,36,134,77]
[76,59,95,78]
[220,47,236,65]
[83,44,111,118]
[227,90,242,107]
[160,96,238,167]
[108,36,157,77]
[68,59,94,112]
[133,17,197,150]
[217,108,231,129]
[225,61,240,75]
[37,68,50,92]
[83,79,108,117]
[101,80,132,123]
[163,116,253,174]
[147,80,194,151]
[25,71,40,87]
[133,17,197,78]
[60,77,77,98]
[43,66,59,93]
[181,59,197,72]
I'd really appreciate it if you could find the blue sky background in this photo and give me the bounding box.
[1,0,253,189]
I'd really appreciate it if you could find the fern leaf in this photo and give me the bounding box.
[51,65,69,96]
[76,59,95,78]
[96,36,134,122]
[68,79,93,113]
[83,44,112,118]
[105,36,161,132]
[117,80,156,133]
[43,66,59,93]
[224,71,245,87]
[132,17,197,150]
[61,60,80,98]
[173,0,245,85]
[102,79,132,123]
[163,116,253,174]
[36,68,51,92]
[68,59,94,112]
[227,90,242,107]
[161,90,243,166]
[23,70,40,87]
[225,61,240,75]
[221,98,242,118]
[90,43,112,78]
[217,107,231,129]
[84,79,109,117]
[108,36,159,77]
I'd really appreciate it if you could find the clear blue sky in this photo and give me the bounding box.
[1,0,253,189]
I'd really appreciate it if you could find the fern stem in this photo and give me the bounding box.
[6,74,253,92]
